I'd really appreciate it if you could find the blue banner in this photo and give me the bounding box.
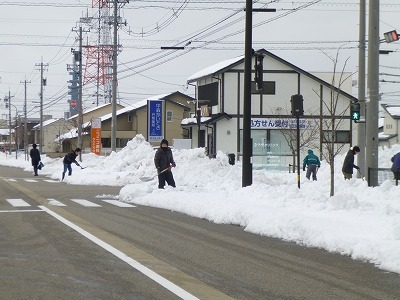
[147,99,164,142]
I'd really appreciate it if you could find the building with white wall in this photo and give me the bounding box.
[184,49,358,171]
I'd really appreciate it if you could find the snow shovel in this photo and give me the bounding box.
[139,166,171,182]
[357,169,365,181]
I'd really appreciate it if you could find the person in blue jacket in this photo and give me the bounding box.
[391,152,400,182]
[303,149,321,181]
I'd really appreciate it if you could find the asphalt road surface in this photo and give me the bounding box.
[1,165,400,300]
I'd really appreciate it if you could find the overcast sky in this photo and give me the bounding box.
[0,1,399,120]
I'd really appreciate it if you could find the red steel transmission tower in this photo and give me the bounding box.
[83,0,113,105]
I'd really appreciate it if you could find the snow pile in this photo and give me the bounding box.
[1,135,400,274]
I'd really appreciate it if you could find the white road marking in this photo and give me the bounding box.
[0,210,44,213]
[47,199,67,206]
[23,179,38,183]
[71,199,102,207]
[39,206,199,300]
[6,199,31,207]
[43,180,60,183]
[102,200,136,207]
[3,179,17,182]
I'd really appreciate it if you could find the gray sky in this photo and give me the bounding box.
[0,0,399,120]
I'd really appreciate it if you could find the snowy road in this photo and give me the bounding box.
[1,165,400,299]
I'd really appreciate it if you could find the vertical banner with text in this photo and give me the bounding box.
[91,117,101,155]
[147,99,164,142]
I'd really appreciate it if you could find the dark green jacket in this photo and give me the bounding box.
[303,150,320,168]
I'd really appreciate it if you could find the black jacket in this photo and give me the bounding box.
[154,147,175,171]
[63,151,78,165]
[30,148,41,166]
[342,149,358,174]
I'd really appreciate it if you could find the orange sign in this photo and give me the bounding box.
[91,118,101,155]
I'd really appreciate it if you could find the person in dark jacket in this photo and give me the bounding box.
[29,143,41,176]
[342,146,360,180]
[391,152,400,181]
[154,139,176,189]
[303,149,321,181]
[62,148,81,180]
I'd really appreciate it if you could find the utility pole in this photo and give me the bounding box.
[111,0,118,152]
[111,0,128,152]
[72,25,88,160]
[35,58,48,153]
[7,90,12,154]
[242,0,253,187]
[21,78,31,160]
[366,0,379,186]
[357,0,366,177]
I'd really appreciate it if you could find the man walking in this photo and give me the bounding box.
[29,143,41,176]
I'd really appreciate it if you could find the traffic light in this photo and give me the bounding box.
[384,30,399,43]
[254,55,264,90]
[351,102,360,121]
[291,94,304,117]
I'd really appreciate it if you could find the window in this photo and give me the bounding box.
[198,82,219,106]
[166,110,173,122]
[251,81,276,95]
[322,130,350,143]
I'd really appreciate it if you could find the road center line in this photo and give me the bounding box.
[39,205,199,300]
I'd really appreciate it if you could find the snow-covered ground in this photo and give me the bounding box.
[1,135,400,275]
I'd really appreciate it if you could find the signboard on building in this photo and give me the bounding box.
[250,118,316,130]
[147,99,164,142]
[91,117,101,155]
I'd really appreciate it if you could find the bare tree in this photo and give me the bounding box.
[276,110,320,173]
[314,49,356,196]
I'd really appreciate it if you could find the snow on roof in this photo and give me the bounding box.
[187,55,244,83]
[385,106,400,117]
[56,127,89,141]
[0,128,10,135]
[181,117,211,125]
[32,118,63,129]
[68,103,123,120]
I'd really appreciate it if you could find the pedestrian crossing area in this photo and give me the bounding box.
[2,178,60,183]
[3,198,136,209]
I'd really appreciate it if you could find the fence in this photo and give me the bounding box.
[367,167,398,187]
[289,165,399,187]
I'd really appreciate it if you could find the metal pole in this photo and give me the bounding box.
[366,0,379,186]
[242,0,253,187]
[23,79,29,160]
[296,116,300,189]
[8,89,11,154]
[357,0,366,177]
[39,58,44,154]
[111,0,118,152]
[78,26,83,160]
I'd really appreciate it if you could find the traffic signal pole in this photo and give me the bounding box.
[366,0,379,186]
[242,0,253,187]
[357,0,366,178]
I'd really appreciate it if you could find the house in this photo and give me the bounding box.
[185,49,358,171]
[32,118,76,154]
[58,91,194,153]
[380,104,400,148]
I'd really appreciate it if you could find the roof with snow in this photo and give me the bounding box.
[382,104,400,118]
[187,49,357,102]
[32,118,63,130]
